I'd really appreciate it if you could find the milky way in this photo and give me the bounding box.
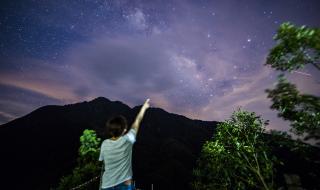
[0,0,320,132]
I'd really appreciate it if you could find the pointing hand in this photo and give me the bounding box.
[143,98,150,109]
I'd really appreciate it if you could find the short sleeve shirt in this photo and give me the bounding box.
[99,129,137,188]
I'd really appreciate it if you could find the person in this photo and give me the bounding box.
[99,98,150,190]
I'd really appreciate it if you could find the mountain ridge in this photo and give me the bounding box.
[0,96,217,190]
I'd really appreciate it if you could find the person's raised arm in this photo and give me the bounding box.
[131,98,150,134]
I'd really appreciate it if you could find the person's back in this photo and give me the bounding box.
[99,127,136,188]
[99,99,150,190]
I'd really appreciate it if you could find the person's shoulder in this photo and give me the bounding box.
[123,128,136,143]
[104,137,125,144]
[101,139,112,145]
[123,128,136,138]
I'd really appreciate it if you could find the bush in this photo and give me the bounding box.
[55,129,102,190]
[192,109,276,190]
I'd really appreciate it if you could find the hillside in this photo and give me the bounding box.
[0,97,217,190]
[1,97,319,190]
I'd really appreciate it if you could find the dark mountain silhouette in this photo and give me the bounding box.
[0,97,217,190]
[1,97,319,190]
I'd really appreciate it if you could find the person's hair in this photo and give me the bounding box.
[105,115,127,138]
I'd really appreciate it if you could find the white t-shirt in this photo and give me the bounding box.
[99,129,136,188]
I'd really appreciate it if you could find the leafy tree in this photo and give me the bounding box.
[265,22,320,144]
[265,130,320,189]
[266,22,320,71]
[55,129,102,190]
[79,129,102,163]
[266,75,320,136]
[192,109,276,190]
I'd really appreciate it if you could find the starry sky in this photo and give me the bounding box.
[0,0,320,132]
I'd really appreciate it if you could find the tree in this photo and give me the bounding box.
[55,129,102,190]
[266,22,320,71]
[265,22,320,144]
[79,129,102,163]
[192,109,276,190]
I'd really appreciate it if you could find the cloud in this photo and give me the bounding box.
[0,56,94,124]
[0,8,288,130]
[0,60,81,102]
[0,111,16,123]
[287,65,320,96]
[0,83,66,124]
[1,1,319,133]
[185,66,291,131]
[64,34,181,106]
[126,9,148,30]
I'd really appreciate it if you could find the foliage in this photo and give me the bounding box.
[266,75,320,136]
[192,109,276,190]
[265,130,320,189]
[267,130,312,156]
[56,162,100,190]
[265,22,320,144]
[55,129,102,190]
[266,22,320,71]
[79,129,102,163]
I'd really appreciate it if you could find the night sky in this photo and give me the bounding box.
[0,0,319,132]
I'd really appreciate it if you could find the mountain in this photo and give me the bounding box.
[0,97,217,190]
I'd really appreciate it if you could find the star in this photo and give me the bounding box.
[1,0,319,137]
